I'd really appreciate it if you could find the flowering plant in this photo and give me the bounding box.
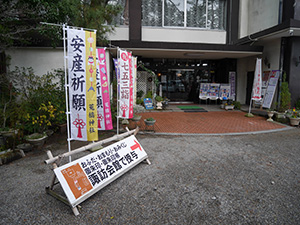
[25,102,56,133]
[291,108,299,118]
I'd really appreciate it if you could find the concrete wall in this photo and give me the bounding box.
[6,48,112,94]
[107,26,129,41]
[6,47,64,76]
[236,57,257,104]
[287,37,300,106]
[236,38,281,106]
[239,0,280,38]
[142,27,226,44]
[261,39,281,71]
[108,26,226,44]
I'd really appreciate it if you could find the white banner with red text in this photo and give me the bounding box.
[118,49,133,119]
[252,58,262,101]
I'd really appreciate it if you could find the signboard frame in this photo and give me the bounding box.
[45,129,150,216]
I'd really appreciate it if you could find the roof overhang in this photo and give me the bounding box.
[109,41,263,60]
[235,19,300,45]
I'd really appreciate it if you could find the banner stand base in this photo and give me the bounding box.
[45,186,80,216]
[44,127,150,216]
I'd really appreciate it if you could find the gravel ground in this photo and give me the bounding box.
[1,128,300,224]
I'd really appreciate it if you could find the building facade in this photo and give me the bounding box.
[6,0,300,107]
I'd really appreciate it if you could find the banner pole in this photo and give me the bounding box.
[63,25,72,162]
[117,48,120,135]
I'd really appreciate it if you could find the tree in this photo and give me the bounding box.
[0,0,122,51]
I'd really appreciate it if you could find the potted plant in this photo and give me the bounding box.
[25,132,48,148]
[144,117,156,126]
[288,108,300,126]
[225,99,234,110]
[267,109,276,122]
[155,95,164,110]
[276,73,291,119]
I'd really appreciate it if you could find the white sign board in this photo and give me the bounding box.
[262,70,280,108]
[54,135,148,207]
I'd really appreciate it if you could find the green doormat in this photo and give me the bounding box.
[177,105,204,110]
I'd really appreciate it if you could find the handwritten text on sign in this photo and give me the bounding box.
[54,135,148,207]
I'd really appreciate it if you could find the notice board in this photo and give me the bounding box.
[262,70,280,109]
[54,135,148,207]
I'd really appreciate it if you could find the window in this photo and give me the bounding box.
[164,0,184,27]
[108,0,129,25]
[142,0,163,26]
[142,0,226,30]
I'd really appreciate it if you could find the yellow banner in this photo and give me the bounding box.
[85,31,98,141]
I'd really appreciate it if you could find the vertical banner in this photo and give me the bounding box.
[132,56,137,105]
[229,72,236,100]
[252,58,262,101]
[113,58,120,96]
[118,49,133,119]
[67,28,98,141]
[96,48,113,130]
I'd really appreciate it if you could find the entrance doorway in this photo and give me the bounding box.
[139,58,237,102]
[160,67,212,102]
[246,71,254,105]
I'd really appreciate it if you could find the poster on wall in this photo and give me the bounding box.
[199,83,210,98]
[208,83,220,98]
[219,84,231,99]
[67,28,98,141]
[262,70,280,109]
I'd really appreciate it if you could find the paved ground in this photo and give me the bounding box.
[133,104,289,135]
[1,126,300,224]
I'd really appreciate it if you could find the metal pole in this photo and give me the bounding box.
[63,25,72,162]
[117,48,120,135]
[40,22,96,32]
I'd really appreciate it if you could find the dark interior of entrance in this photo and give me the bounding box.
[139,58,236,102]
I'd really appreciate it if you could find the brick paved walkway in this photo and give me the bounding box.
[131,111,288,134]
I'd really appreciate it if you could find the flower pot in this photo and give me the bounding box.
[58,123,67,134]
[267,111,275,122]
[26,133,48,149]
[289,117,300,126]
[17,143,33,152]
[225,105,234,110]
[144,119,156,126]
[131,115,142,122]
[275,112,286,119]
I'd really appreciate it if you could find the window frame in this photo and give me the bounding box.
[142,0,226,30]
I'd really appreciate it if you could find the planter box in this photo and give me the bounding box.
[275,112,286,119]
[289,117,300,126]
[225,105,234,110]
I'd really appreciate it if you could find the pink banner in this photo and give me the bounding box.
[128,52,133,118]
[118,49,133,119]
[96,48,113,130]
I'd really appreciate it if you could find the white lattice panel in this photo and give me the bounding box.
[137,71,155,98]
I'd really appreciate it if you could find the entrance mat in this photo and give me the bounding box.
[184,109,208,113]
[177,105,204,110]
